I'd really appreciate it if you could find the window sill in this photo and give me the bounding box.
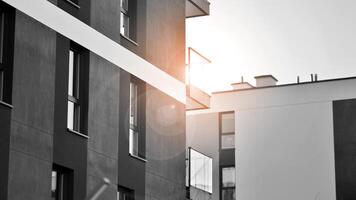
[0,101,13,109]
[129,153,147,162]
[67,128,89,139]
[120,34,139,46]
[64,0,80,9]
[221,147,235,150]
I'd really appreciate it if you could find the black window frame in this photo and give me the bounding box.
[220,166,236,200]
[118,185,135,200]
[219,112,235,150]
[128,76,145,159]
[120,0,137,42]
[0,3,14,104]
[51,164,74,200]
[66,42,88,135]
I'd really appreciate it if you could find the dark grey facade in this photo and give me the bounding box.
[333,98,356,200]
[0,0,189,199]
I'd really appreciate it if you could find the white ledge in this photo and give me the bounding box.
[129,153,147,162]
[67,128,89,139]
[0,101,14,109]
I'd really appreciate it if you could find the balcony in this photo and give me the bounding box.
[186,0,210,18]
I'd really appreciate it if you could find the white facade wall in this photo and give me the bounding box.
[187,77,356,200]
[236,102,335,200]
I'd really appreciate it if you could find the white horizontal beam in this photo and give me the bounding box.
[4,0,186,104]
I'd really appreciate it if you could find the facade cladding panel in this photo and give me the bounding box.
[0,0,186,200]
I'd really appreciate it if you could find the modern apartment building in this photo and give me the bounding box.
[187,75,356,200]
[0,0,209,199]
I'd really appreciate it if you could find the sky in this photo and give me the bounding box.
[186,0,356,93]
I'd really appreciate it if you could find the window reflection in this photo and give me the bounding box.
[189,148,213,193]
[222,166,236,200]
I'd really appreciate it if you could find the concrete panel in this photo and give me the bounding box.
[87,175,117,200]
[90,0,120,43]
[10,120,52,162]
[236,102,336,200]
[88,53,120,158]
[145,85,186,199]
[146,0,186,82]
[11,11,56,134]
[8,150,52,200]
[87,149,118,185]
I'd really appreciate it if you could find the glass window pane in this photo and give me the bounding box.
[222,167,235,187]
[129,129,138,156]
[0,12,4,64]
[0,70,3,101]
[51,171,57,193]
[67,101,74,130]
[221,113,235,133]
[68,50,74,96]
[222,134,235,149]
[120,0,129,12]
[129,82,137,126]
[222,188,236,200]
[189,149,212,193]
[120,13,130,37]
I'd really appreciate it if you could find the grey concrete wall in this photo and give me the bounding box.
[86,52,120,200]
[144,0,186,199]
[186,113,220,200]
[90,0,120,43]
[86,2,121,199]
[118,69,146,200]
[53,35,88,200]
[145,85,186,200]
[8,11,56,200]
[146,0,186,82]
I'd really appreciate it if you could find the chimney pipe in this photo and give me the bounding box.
[314,74,318,81]
[297,76,300,84]
[310,74,314,82]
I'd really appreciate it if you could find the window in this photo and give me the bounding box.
[221,167,236,200]
[188,148,213,193]
[118,186,134,200]
[120,0,137,42]
[129,80,139,156]
[51,165,73,200]
[0,10,4,101]
[220,112,235,149]
[0,4,14,104]
[120,0,130,37]
[67,48,81,132]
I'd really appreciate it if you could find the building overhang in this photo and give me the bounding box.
[186,0,210,18]
[186,84,210,110]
